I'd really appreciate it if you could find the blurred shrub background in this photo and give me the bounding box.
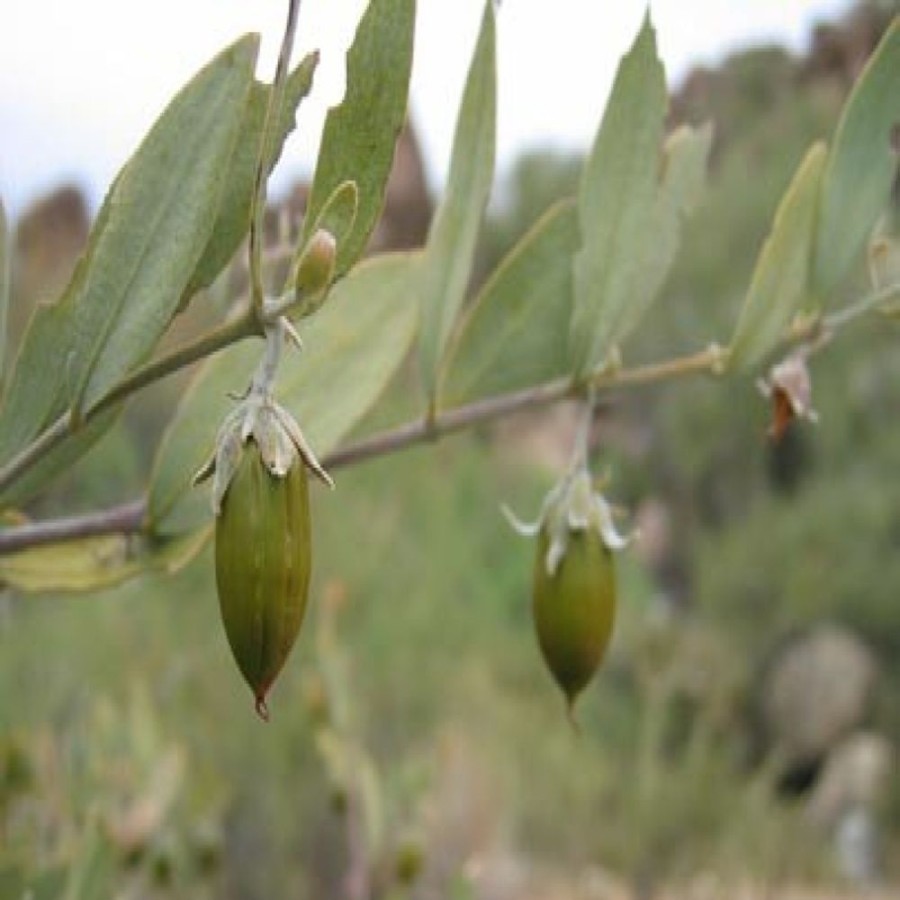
[1,3,899,897]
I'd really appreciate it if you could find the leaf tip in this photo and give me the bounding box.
[638,7,658,47]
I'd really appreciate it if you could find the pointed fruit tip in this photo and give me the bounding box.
[255,696,271,722]
[565,695,583,737]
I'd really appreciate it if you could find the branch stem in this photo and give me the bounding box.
[249,0,302,315]
[0,312,258,497]
[0,343,723,555]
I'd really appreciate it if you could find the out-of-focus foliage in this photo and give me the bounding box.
[3,3,900,896]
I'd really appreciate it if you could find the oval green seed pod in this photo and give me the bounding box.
[532,527,616,715]
[215,441,311,719]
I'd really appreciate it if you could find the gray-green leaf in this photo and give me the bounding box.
[148,253,420,534]
[0,35,259,480]
[813,18,900,300]
[441,200,578,407]
[302,0,415,276]
[182,51,319,304]
[0,410,118,509]
[418,0,496,407]
[636,122,713,332]
[570,14,668,377]
[730,142,826,370]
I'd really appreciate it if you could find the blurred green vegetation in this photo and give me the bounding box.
[3,6,900,896]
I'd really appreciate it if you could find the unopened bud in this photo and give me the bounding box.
[294,229,337,315]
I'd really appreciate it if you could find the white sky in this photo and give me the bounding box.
[0,0,852,219]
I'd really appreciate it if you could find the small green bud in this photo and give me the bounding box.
[294,228,337,315]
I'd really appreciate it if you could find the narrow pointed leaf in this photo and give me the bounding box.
[0,527,210,594]
[0,409,118,509]
[75,37,258,412]
[570,14,667,377]
[0,36,259,480]
[182,51,319,304]
[813,18,900,299]
[730,143,826,370]
[631,122,713,336]
[303,0,415,276]
[419,1,496,405]
[441,200,578,406]
[148,253,420,534]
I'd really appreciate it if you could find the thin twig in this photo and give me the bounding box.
[96,313,259,414]
[824,282,900,331]
[329,345,725,468]
[249,0,302,315]
[0,344,723,555]
[326,377,573,469]
[0,500,146,554]
[0,314,258,497]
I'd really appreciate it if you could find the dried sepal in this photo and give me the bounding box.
[508,467,632,577]
[501,504,542,537]
[196,392,333,518]
[273,402,333,488]
[758,352,818,442]
[192,408,246,514]
[594,493,631,552]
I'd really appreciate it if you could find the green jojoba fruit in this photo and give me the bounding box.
[215,441,311,719]
[533,526,616,715]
